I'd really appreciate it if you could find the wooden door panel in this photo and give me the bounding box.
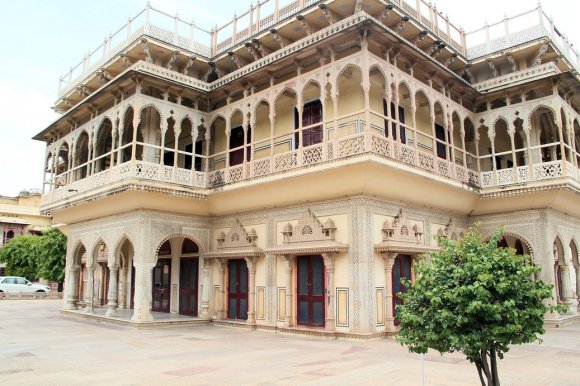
[297,255,325,327]
[227,259,248,320]
[179,258,199,316]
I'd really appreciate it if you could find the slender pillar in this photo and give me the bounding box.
[201,258,211,319]
[218,259,226,319]
[105,266,119,316]
[85,266,95,314]
[383,253,396,332]
[118,266,127,309]
[322,253,336,332]
[65,267,80,310]
[284,255,295,327]
[245,257,257,325]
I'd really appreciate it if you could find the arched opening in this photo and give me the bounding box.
[138,106,162,164]
[553,237,566,304]
[570,240,579,304]
[274,89,297,152]
[493,118,513,171]
[153,237,201,316]
[434,102,448,159]
[177,118,195,170]
[253,101,271,159]
[56,143,69,188]
[44,152,54,191]
[229,110,250,166]
[210,116,227,171]
[301,81,323,148]
[477,124,492,172]
[368,67,386,135]
[336,65,364,137]
[94,118,113,173]
[529,107,559,164]
[513,116,527,171]
[414,91,431,151]
[163,117,176,166]
[464,118,477,171]
[116,238,135,310]
[72,243,87,307]
[93,241,110,307]
[451,112,463,166]
[393,82,411,143]
[74,131,90,181]
[574,119,580,166]
[120,108,134,163]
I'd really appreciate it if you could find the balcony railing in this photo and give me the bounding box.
[41,161,206,206]
[42,119,579,208]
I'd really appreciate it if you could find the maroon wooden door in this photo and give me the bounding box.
[227,259,248,320]
[297,255,325,327]
[78,264,85,302]
[179,258,199,316]
[435,123,447,159]
[229,126,251,166]
[152,259,171,312]
[302,100,323,147]
[392,255,412,325]
[99,262,109,306]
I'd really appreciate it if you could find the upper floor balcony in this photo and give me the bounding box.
[40,50,580,212]
[55,0,469,106]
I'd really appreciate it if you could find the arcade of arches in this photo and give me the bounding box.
[63,204,580,335]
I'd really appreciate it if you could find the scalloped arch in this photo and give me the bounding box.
[139,104,163,122]
[273,87,298,112]
[335,63,363,85]
[527,104,556,128]
[154,233,206,257]
[301,79,322,101]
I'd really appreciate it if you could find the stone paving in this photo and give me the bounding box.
[1,300,579,385]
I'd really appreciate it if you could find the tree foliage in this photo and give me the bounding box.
[0,235,41,279]
[36,229,67,283]
[396,227,559,386]
[0,228,67,283]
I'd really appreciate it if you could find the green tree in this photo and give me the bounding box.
[0,234,41,279]
[36,228,67,284]
[396,227,560,386]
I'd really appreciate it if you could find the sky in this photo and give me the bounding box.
[0,0,578,197]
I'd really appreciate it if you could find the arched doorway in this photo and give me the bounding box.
[116,238,135,310]
[153,237,201,315]
[179,239,199,316]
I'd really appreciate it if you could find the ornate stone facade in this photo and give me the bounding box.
[37,0,579,335]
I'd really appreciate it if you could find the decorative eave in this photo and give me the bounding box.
[374,242,437,255]
[202,247,264,259]
[265,240,348,256]
[40,181,207,216]
[479,182,579,200]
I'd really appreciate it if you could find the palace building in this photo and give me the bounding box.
[35,0,579,335]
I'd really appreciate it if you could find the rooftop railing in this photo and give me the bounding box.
[465,5,579,70]
[57,4,213,98]
[57,0,471,99]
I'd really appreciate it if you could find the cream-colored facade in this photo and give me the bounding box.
[0,190,52,275]
[35,0,579,334]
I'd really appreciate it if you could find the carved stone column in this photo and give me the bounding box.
[105,266,119,317]
[131,262,155,322]
[561,263,579,312]
[85,266,95,314]
[118,267,127,309]
[383,253,397,332]
[201,258,211,319]
[218,259,227,319]
[245,257,257,325]
[284,255,295,327]
[65,267,80,310]
[322,253,336,332]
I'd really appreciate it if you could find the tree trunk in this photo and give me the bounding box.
[475,361,487,386]
[480,350,493,386]
[490,348,500,386]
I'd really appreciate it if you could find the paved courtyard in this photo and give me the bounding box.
[1,300,579,385]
